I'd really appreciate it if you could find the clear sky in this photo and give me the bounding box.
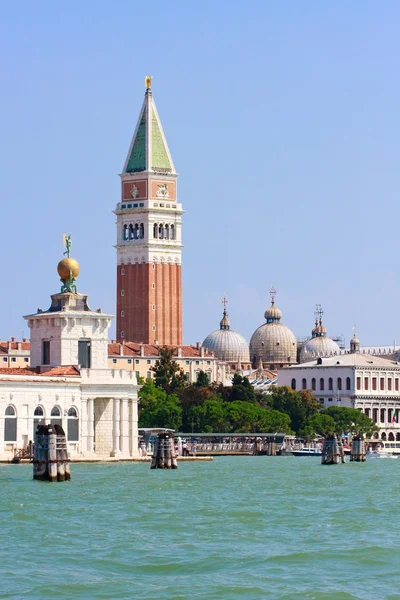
[1,1,400,347]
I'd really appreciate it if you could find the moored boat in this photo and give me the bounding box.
[291,447,322,457]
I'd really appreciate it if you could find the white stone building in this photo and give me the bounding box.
[0,258,140,462]
[278,350,400,444]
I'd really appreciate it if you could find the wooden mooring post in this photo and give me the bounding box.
[350,436,366,462]
[150,432,178,469]
[33,423,71,482]
[321,435,345,465]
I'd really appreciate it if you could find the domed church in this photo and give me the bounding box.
[202,297,250,367]
[249,287,297,370]
[299,305,341,363]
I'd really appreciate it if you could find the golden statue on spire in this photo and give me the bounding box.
[145,75,152,89]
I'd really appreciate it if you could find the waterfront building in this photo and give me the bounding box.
[249,287,297,370]
[115,76,183,346]
[278,334,400,443]
[108,341,227,384]
[0,339,30,368]
[201,297,250,369]
[298,305,341,363]
[0,248,140,462]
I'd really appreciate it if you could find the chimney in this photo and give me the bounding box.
[22,338,27,343]
[111,339,116,344]
[177,347,182,357]
[120,344,124,356]
[11,337,16,343]
[18,343,21,351]
[196,341,200,350]
[140,344,145,357]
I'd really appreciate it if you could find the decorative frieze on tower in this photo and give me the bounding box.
[115,77,183,345]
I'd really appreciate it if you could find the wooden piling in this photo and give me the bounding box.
[150,432,178,469]
[350,436,366,462]
[321,436,345,465]
[33,423,71,482]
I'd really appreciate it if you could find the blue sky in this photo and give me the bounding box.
[1,1,400,347]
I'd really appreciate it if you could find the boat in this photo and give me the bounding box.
[367,450,398,459]
[291,447,322,457]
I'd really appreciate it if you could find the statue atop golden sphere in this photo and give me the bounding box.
[57,234,80,293]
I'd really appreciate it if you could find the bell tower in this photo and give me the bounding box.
[115,77,183,345]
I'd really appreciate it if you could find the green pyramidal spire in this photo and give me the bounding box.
[123,77,176,174]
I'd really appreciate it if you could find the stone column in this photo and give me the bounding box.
[130,398,139,458]
[111,398,121,456]
[120,397,129,455]
[87,398,94,453]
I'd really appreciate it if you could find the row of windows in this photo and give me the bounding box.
[4,405,79,442]
[356,376,400,391]
[291,377,352,392]
[120,203,177,210]
[2,357,29,363]
[121,203,145,209]
[123,223,145,240]
[111,358,210,366]
[153,224,175,240]
[363,407,400,424]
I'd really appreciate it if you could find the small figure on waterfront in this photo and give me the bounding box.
[140,441,147,457]
[192,442,197,456]
[182,441,188,456]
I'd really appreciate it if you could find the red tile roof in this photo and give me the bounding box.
[0,342,30,354]
[108,341,213,358]
[0,366,80,377]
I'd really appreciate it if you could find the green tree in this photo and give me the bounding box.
[191,398,229,432]
[267,386,320,433]
[304,413,337,437]
[138,379,182,430]
[224,401,292,433]
[150,346,188,393]
[196,370,210,388]
[321,406,378,437]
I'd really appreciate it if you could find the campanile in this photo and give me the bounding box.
[115,77,183,345]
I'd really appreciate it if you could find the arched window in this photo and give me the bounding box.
[389,432,395,441]
[291,378,296,390]
[337,377,342,391]
[33,406,44,436]
[50,406,62,428]
[381,432,387,441]
[159,224,164,239]
[123,224,128,240]
[311,378,316,391]
[302,378,307,390]
[164,224,169,239]
[67,407,79,441]
[4,405,17,442]
[396,433,400,442]
[328,377,333,391]
[170,224,175,240]
[320,378,324,391]
[140,223,144,239]
[365,408,370,417]
[134,224,139,240]
[128,224,134,240]
[153,223,158,239]
[346,377,351,390]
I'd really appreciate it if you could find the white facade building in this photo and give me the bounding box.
[279,353,400,444]
[0,272,140,462]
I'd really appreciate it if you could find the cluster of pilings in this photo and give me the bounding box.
[33,423,71,482]
[350,436,366,462]
[150,432,178,469]
[321,436,345,465]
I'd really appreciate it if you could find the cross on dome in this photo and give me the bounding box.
[269,285,277,306]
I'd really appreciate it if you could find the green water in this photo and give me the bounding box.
[1,457,400,600]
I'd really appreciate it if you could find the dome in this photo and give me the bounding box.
[57,257,80,281]
[202,328,250,363]
[202,301,250,363]
[299,307,340,362]
[299,336,341,362]
[249,287,297,368]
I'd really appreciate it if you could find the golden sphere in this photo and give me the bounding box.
[57,257,80,281]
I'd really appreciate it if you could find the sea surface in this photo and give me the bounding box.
[1,456,400,600]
